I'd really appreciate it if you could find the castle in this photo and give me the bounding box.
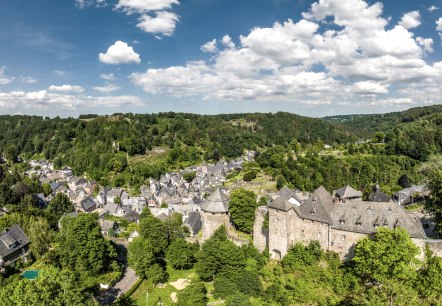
[253,185,442,260]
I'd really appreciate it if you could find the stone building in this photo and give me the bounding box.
[200,187,230,242]
[255,185,441,260]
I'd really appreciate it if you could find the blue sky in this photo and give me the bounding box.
[0,0,442,117]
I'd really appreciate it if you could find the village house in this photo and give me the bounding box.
[393,185,430,206]
[0,225,31,272]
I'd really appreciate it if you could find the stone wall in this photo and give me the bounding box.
[201,211,229,242]
[253,206,268,253]
[329,228,368,260]
[286,211,330,251]
[268,207,289,259]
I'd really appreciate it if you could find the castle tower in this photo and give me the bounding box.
[200,187,230,242]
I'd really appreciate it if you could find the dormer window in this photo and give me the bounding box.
[1,234,16,249]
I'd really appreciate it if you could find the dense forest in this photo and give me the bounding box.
[1,106,442,190]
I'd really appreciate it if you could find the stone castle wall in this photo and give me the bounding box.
[263,208,442,261]
[201,211,229,242]
[287,211,330,251]
[268,208,289,259]
[253,206,268,253]
[329,228,368,260]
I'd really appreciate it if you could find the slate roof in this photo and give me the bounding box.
[107,188,123,197]
[268,186,302,211]
[296,187,333,224]
[330,200,426,238]
[335,185,362,199]
[124,210,140,223]
[186,211,199,227]
[200,187,229,213]
[0,225,30,259]
[368,191,392,202]
[81,197,96,211]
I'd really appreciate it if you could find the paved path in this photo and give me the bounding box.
[114,266,138,295]
[97,241,139,305]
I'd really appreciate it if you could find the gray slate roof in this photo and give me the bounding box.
[368,191,392,202]
[268,185,426,238]
[331,200,426,238]
[200,187,229,213]
[0,224,30,259]
[335,185,362,199]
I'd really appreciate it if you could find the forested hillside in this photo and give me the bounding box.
[0,112,351,184]
[1,106,442,187]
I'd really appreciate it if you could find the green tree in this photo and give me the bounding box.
[183,171,196,183]
[425,169,442,237]
[229,189,257,233]
[138,212,168,254]
[415,245,442,302]
[57,213,117,275]
[128,237,168,284]
[352,227,419,283]
[166,238,198,270]
[27,216,54,260]
[225,292,251,306]
[46,193,74,227]
[195,226,245,281]
[176,282,208,306]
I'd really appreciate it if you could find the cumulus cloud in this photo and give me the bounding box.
[115,0,178,14]
[48,84,84,93]
[437,18,442,31]
[0,67,14,85]
[100,73,116,80]
[351,81,389,94]
[0,89,142,111]
[416,37,434,53]
[428,5,438,12]
[136,11,179,36]
[99,41,141,64]
[93,83,120,93]
[221,35,235,48]
[399,11,421,29]
[113,0,180,37]
[129,0,442,109]
[201,39,217,53]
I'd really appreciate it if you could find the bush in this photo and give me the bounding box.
[243,171,257,181]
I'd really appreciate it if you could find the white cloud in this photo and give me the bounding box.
[437,18,442,31]
[221,35,235,48]
[351,81,389,94]
[93,83,120,93]
[115,0,178,14]
[368,98,414,106]
[75,0,107,9]
[428,5,438,12]
[100,73,116,80]
[48,84,84,93]
[416,37,434,53]
[136,11,179,36]
[20,76,37,84]
[129,0,442,109]
[399,11,421,29]
[99,41,141,64]
[0,89,143,111]
[201,39,217,53]
[0,67,14,85]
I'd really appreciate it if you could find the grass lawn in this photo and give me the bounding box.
[132,267,201,306]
